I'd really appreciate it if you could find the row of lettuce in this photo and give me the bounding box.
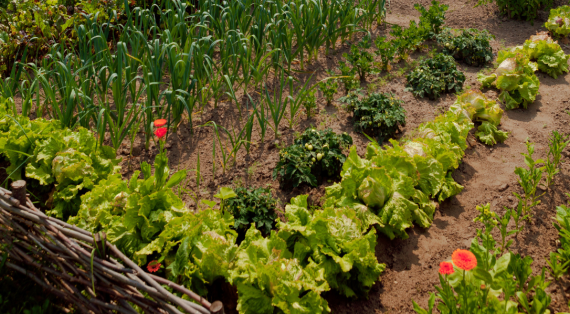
[0,86,507,312]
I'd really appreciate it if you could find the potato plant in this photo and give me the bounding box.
[273,128,353,187]
[352,93,407,142]
[405,53,466,100]
[436,28,495,67]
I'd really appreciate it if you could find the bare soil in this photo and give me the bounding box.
[11,0,570,312]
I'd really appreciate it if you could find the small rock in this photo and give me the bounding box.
[498,183,509,192]
[507,195,514,201]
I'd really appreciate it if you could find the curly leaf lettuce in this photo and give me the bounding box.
[230,226,330,314]
[523,33,569,79]
[477,50,540,110]
[476,121,509,146]
[277,196,385,298]
[545,6,570,37]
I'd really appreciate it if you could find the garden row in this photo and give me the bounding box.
[1,2,570,314]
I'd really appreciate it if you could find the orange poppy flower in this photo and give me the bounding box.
[154,127,167,139]
[147,260,161,273]
[438,261,454,275]
[154,119,167,128]
[451,249,477,271]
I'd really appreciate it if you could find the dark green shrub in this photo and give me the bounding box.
[405,53,465,100]
[273,128,353,187]
[353,93,406,142]
[225,187,278,236]
[436,28,495,66]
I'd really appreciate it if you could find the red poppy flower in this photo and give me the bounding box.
[154,127,167,139]
[154,119,167,128]
[147,260,161,273]
[438,261,454,275]
[452,249,477,271]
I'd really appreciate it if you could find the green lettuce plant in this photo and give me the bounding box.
[273,128,353,188]
[545,5,570,37]
[451,90,508,146]
[277,195,386,298]
[69,152,188,262]
[477,49,540,110]
[522,33,570,79]
[229,226,331,314]
[25,127,121,219]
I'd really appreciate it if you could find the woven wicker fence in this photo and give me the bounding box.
[0,181,224,314]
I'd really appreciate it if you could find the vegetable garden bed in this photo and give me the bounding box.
[1,0,570,313]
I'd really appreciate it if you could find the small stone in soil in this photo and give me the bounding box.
[498,183,509,192]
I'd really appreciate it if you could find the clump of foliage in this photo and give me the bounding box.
[337,62,360,94]
[318,76,339,105]
[0,114,120,220]
[476,0,554,23]
[405,53,466,100]
[522,32,569,78]
[303,90,317,118]
[277,195,386,298]
[477,49,540,110]
[68,152,188,263]
[374,36,397,71]
[343,34,374,81]
[352,93,406,142]
[0,0,122,74]
[390,23,426,61]
[436,28,495,66]
[451,90,508,146]
[415,0,449,38]
[413,203,552,313]
[545,5,570,37]
[229,227,330,314]
[224,186,278,236]
[273,128,353,187]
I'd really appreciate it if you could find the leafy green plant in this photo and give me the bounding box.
[303,90,317,118]
[477,49,540,110]
[522,32,570,79]
[374,36,397,72]
[545,5,570,37]
[552,198,570,278]
[318,76,339,106]
[413,203,552,314]
[337,62,360,94]
[476,0,554,23]
[229,226,330,314]
[390,23,425,62]
[475,122,508,146]
[512,141,545,221]
[224,186,278,237]
[352,93,406,142]
[273,128,353,188]
[405,53,466,100]
[415,0,449,39]
[343,35,374,81]
[277,195,386,298]
[69,152,188,262]
[436,28,495,67]
[545,130,570,187]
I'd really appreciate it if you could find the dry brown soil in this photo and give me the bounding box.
[110,0,570,313]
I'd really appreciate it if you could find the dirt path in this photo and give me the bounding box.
[324,1,570,313]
